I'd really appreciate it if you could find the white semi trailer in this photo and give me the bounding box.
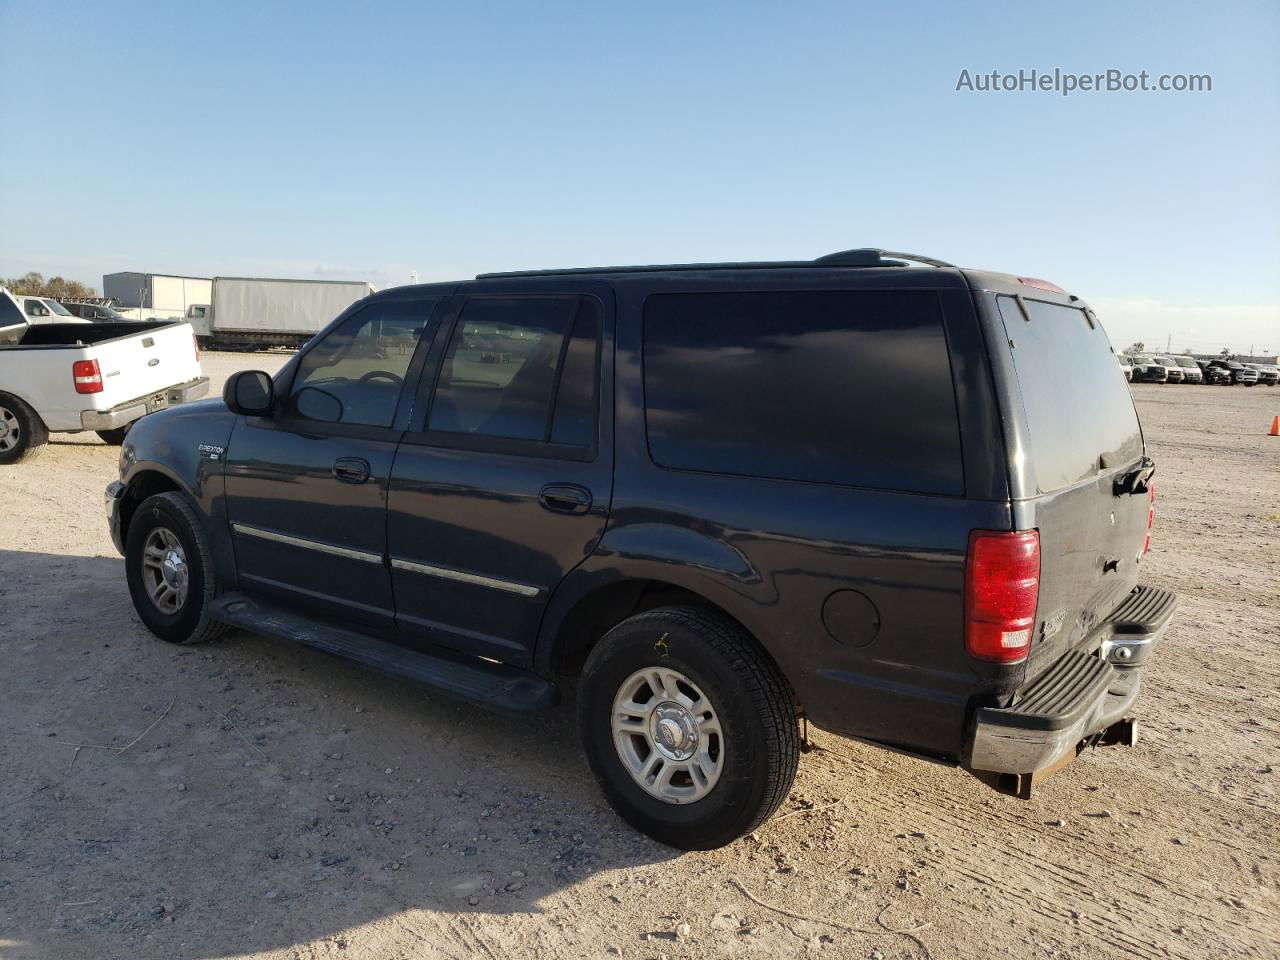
[185,277,375,350]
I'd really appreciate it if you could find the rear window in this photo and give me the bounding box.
[643,290,963,495]
[0,293,24,327]
[995,297,1142,494]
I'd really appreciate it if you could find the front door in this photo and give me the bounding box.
[224,295,443,626]
[386,286,613,666]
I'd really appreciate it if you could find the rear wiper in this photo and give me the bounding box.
[1112,456,1155,496]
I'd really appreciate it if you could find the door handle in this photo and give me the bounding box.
[539,483,592,515]
[333,457,371,484]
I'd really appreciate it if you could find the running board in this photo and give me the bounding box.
[208,592,558,713]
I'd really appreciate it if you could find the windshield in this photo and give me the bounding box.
[1134,355,1154,363]
[42,299,74,316]
[1174,356,1197,367]
[1153,356,1174,365]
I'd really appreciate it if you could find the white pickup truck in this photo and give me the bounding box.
[0,288,209,463]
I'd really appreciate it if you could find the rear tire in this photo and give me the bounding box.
[578,605,800,850]
[96,425,131,445]
[0,393,49,465]
[125,492,227,644]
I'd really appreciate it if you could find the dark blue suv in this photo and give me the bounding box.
[106,248,1177,849]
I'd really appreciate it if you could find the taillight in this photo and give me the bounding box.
[72,358,103,394]
[192,333,200,362]
[1017,277,1067,294]
[1144,483,1157,553]
[965,530,1041,663]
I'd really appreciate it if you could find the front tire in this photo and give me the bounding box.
[124,492,227,644]
[578,606,800,850]
[0,393,49,464]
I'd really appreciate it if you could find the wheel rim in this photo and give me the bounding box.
[611,667,724,804]
[141,527,189,615]
[0,406,19,452]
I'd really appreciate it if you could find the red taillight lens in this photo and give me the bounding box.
[1144,483,1157,550]
[1017,276,1067,294]
[965,530,1041,663]
[72,358,103,394]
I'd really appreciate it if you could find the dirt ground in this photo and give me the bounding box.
[2,359,1277,960]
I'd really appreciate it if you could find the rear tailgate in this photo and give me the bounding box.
[91,321,203,409]
[989,293,1152,674]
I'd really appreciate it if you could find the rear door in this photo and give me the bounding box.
[385,283,613,666]
[224,295,444,626]
[990,294,1150,675]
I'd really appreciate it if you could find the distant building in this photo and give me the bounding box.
[103,272,212,313]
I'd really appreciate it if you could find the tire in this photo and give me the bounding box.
[578,605,800,849]
[96,425,131,445]
[0,392,49,465]
[124,492,228,644]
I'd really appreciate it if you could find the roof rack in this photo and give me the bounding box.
[475,247,955,279]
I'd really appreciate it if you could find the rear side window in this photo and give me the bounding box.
[995,296,1142,493]
[429,296,600,447]
[643,290,963,495]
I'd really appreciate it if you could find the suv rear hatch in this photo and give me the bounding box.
[982,288,1152,680]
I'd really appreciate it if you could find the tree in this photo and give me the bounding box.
[2,271,98,298]
[1125,341,1145,354]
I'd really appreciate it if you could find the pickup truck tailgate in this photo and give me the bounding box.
[92,322,203,408]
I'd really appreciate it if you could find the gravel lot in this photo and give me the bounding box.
[1,360,1277,960]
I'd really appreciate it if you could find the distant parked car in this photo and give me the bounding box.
[61,302,129,323]
[1170,356,1203,383]
[1202,359,1258,385]
[1243,363,1278,386]
[1130,355,1169,383]
[1197,360,1232,385]
[1117,353,1134,381]
[15,296,92,325]
[1150,356,1184,383]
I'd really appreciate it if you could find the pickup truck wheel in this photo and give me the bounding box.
[125,492,227,645]
[96,426,131,445]
[578,606,800,850]
[0,393,48,465]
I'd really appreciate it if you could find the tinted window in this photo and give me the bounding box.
[643,290,963,495]
[550,304,600,446]
[0,293,24,326]
[287,298,437,427]
[995,296,1142,494]
[429,296,600,446]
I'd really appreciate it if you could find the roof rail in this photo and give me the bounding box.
[476,248,955,280]
[814,248,956,268]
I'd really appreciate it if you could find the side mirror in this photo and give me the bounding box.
[223,370,275,417]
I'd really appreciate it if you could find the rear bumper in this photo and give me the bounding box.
[967,585,1177,785]
[80,377,209,430]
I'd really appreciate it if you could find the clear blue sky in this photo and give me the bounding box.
[2,0,1277,352]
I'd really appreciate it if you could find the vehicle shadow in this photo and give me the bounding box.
[1,549,680,960]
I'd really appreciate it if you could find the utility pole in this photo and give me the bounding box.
[1166,333,1171,352]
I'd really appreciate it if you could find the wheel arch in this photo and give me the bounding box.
[535,569,793,702]
[119,466,189,547]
